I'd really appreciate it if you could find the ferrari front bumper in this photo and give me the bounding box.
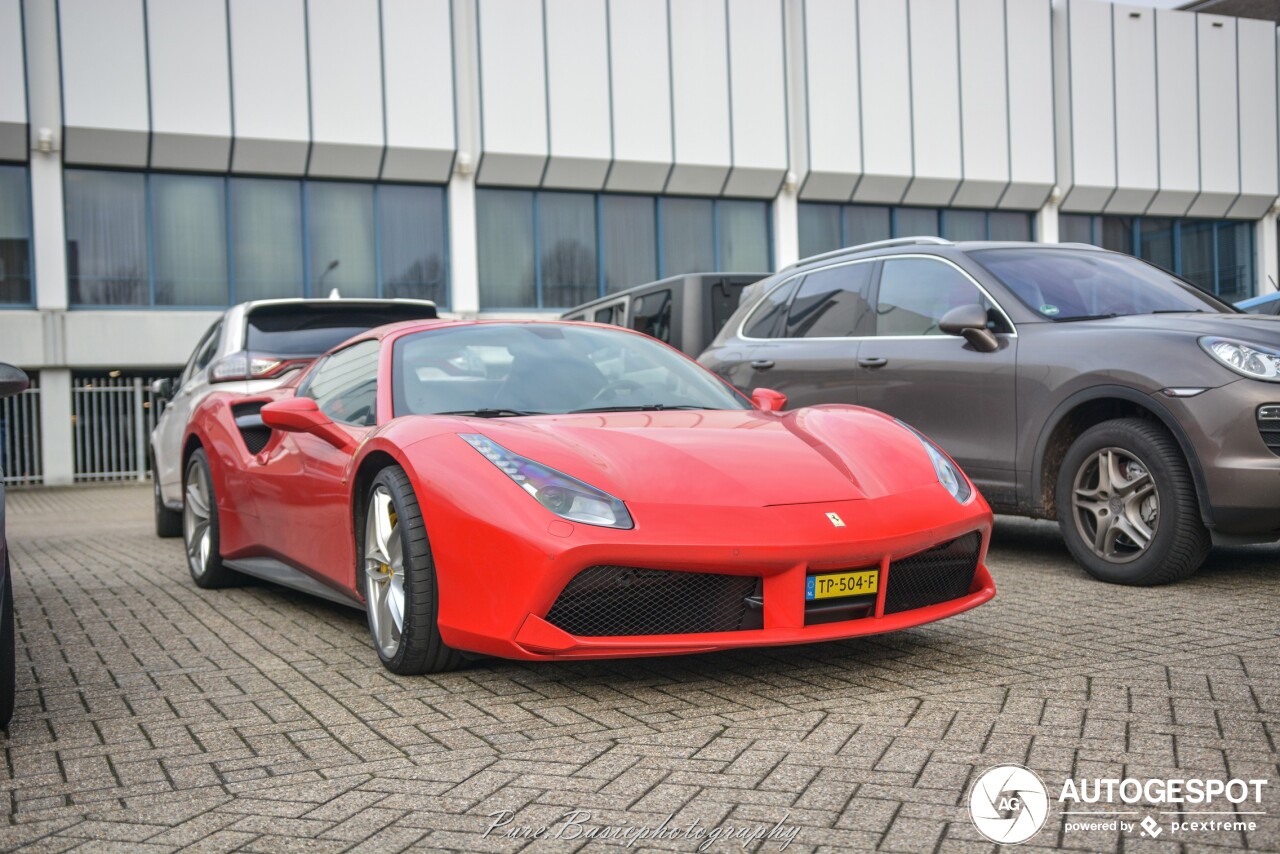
[427,478,996,661]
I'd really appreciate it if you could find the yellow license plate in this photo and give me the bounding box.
[806,569,879,601]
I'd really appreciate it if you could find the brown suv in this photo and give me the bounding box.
[701,238,1280,585]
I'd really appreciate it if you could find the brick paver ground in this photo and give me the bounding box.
[0,483,1276,852]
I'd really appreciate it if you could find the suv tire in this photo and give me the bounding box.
[1056,418,1209,585]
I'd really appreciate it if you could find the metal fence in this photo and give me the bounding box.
[72,375,170,483]
[1,375,41,486]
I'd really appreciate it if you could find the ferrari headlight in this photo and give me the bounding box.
[460,434,633,529]
[1200,336,1280,381]
[895,420,973,504]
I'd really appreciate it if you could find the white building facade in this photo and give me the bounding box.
[0,0,1278,483]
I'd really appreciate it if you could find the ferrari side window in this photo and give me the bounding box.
[305,340,380,427]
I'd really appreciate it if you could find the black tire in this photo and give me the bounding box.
[153,459,183,538]
[183,450,241,589]
[359,466,464,675]
[1056,418,1209,585]
[0,559,14,729]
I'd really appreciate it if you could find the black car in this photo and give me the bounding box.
[0,362,27,727]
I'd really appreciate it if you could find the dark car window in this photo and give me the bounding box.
[246,303,437,356]
[741,277,801,338]
[629,289,672,342]
[304,340,380,427]
[969,248,1236,320]
[394,324,749,416]
[876,258,1011,336]
[182,320,222,387]
[784,262,873,338]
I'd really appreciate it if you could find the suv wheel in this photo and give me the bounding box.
[1056,418,1209,585]
[153,458,183,538]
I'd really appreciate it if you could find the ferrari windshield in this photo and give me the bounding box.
[970,248,1235,320]
[393,323,750,417]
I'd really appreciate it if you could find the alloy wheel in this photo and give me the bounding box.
[364,486,406,658]
[183,464,213,574]
[1071,447,1160,564]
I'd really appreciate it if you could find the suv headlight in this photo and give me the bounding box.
[895,420,973,504]
[1200,337,1280,381]
[460,434,633,529]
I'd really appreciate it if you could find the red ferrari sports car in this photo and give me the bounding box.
[181,319,995,674]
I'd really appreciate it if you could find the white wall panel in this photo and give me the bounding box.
[606,0,672,193]
[146,0,232,172]
[1058,0,1115,212]
[380,0,455,183]
[476,0,547,186]
[902,0,960,206]
[1229,18,1278,218]
[1148,9,1198,215]
[1188,15,1239,217]
[59,0,149,167]
[952,0,1007,208]
[1107,4,1157,214]
[543,0,611,190]
[852,0,911,203]
[666,0,731,195]
[723,0,787,198]
[1004,0,1054,209]
[0,0,26,161]
[228,0,310,175]
[307,0,384,179]
[800,0,858,200]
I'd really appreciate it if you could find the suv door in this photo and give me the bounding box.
[155,319,223,501]
[857,255,1019,504]
[737,260,875,407]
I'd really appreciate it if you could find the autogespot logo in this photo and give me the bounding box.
[969,765,1050,845]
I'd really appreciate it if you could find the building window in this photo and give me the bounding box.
[798,203,1035,261]
[476,189,772,310]
[1060,214,1255,301]
[65,169,449,308]
[0,165,32,306]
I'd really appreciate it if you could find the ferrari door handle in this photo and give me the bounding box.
[750,359,776,370]
[858,356,888,368]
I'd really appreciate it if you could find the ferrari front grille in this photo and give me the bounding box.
[544,566,761,637]
[883,532,981,615]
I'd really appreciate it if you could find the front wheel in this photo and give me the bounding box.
[183,450,241,589]
[0,559,14,729]
[1056,418,1209,585]
[153,458,183,538]
[360,466,463,675]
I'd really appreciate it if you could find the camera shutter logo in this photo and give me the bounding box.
[968,765,1050,845]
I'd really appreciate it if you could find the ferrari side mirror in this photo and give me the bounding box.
[260,397,354,450]
[751,388,787,412]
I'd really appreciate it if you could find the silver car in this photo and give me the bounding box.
[151,299,438,537]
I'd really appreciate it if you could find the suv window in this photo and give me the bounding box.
[304,340,380,427]
[182,321,222,387]
[245,303,437,356]
[742,278,800,338]
[875,258,1011,336]
[630,289,672,342]
[784,263,874,338]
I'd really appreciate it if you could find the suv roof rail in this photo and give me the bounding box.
[782,236,954,272]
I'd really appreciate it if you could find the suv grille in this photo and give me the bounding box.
[544,566,760,637]
[884,533,981,615]
[1258,406,1280,457]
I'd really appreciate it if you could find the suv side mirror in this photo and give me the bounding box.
[150,377,174,400]
[750,388,787,412]
[0,363,28,400]
[260,397,354,450]
[939,304,1000,353]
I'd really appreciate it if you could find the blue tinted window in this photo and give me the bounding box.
[0,165,31,306]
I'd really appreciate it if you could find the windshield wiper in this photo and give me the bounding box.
[569,404,710,414]
[1151,309,1206,314]
[436,408,546,418]
[1055,312,1119,323]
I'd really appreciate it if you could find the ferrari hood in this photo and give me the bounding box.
[456,407,942,507]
